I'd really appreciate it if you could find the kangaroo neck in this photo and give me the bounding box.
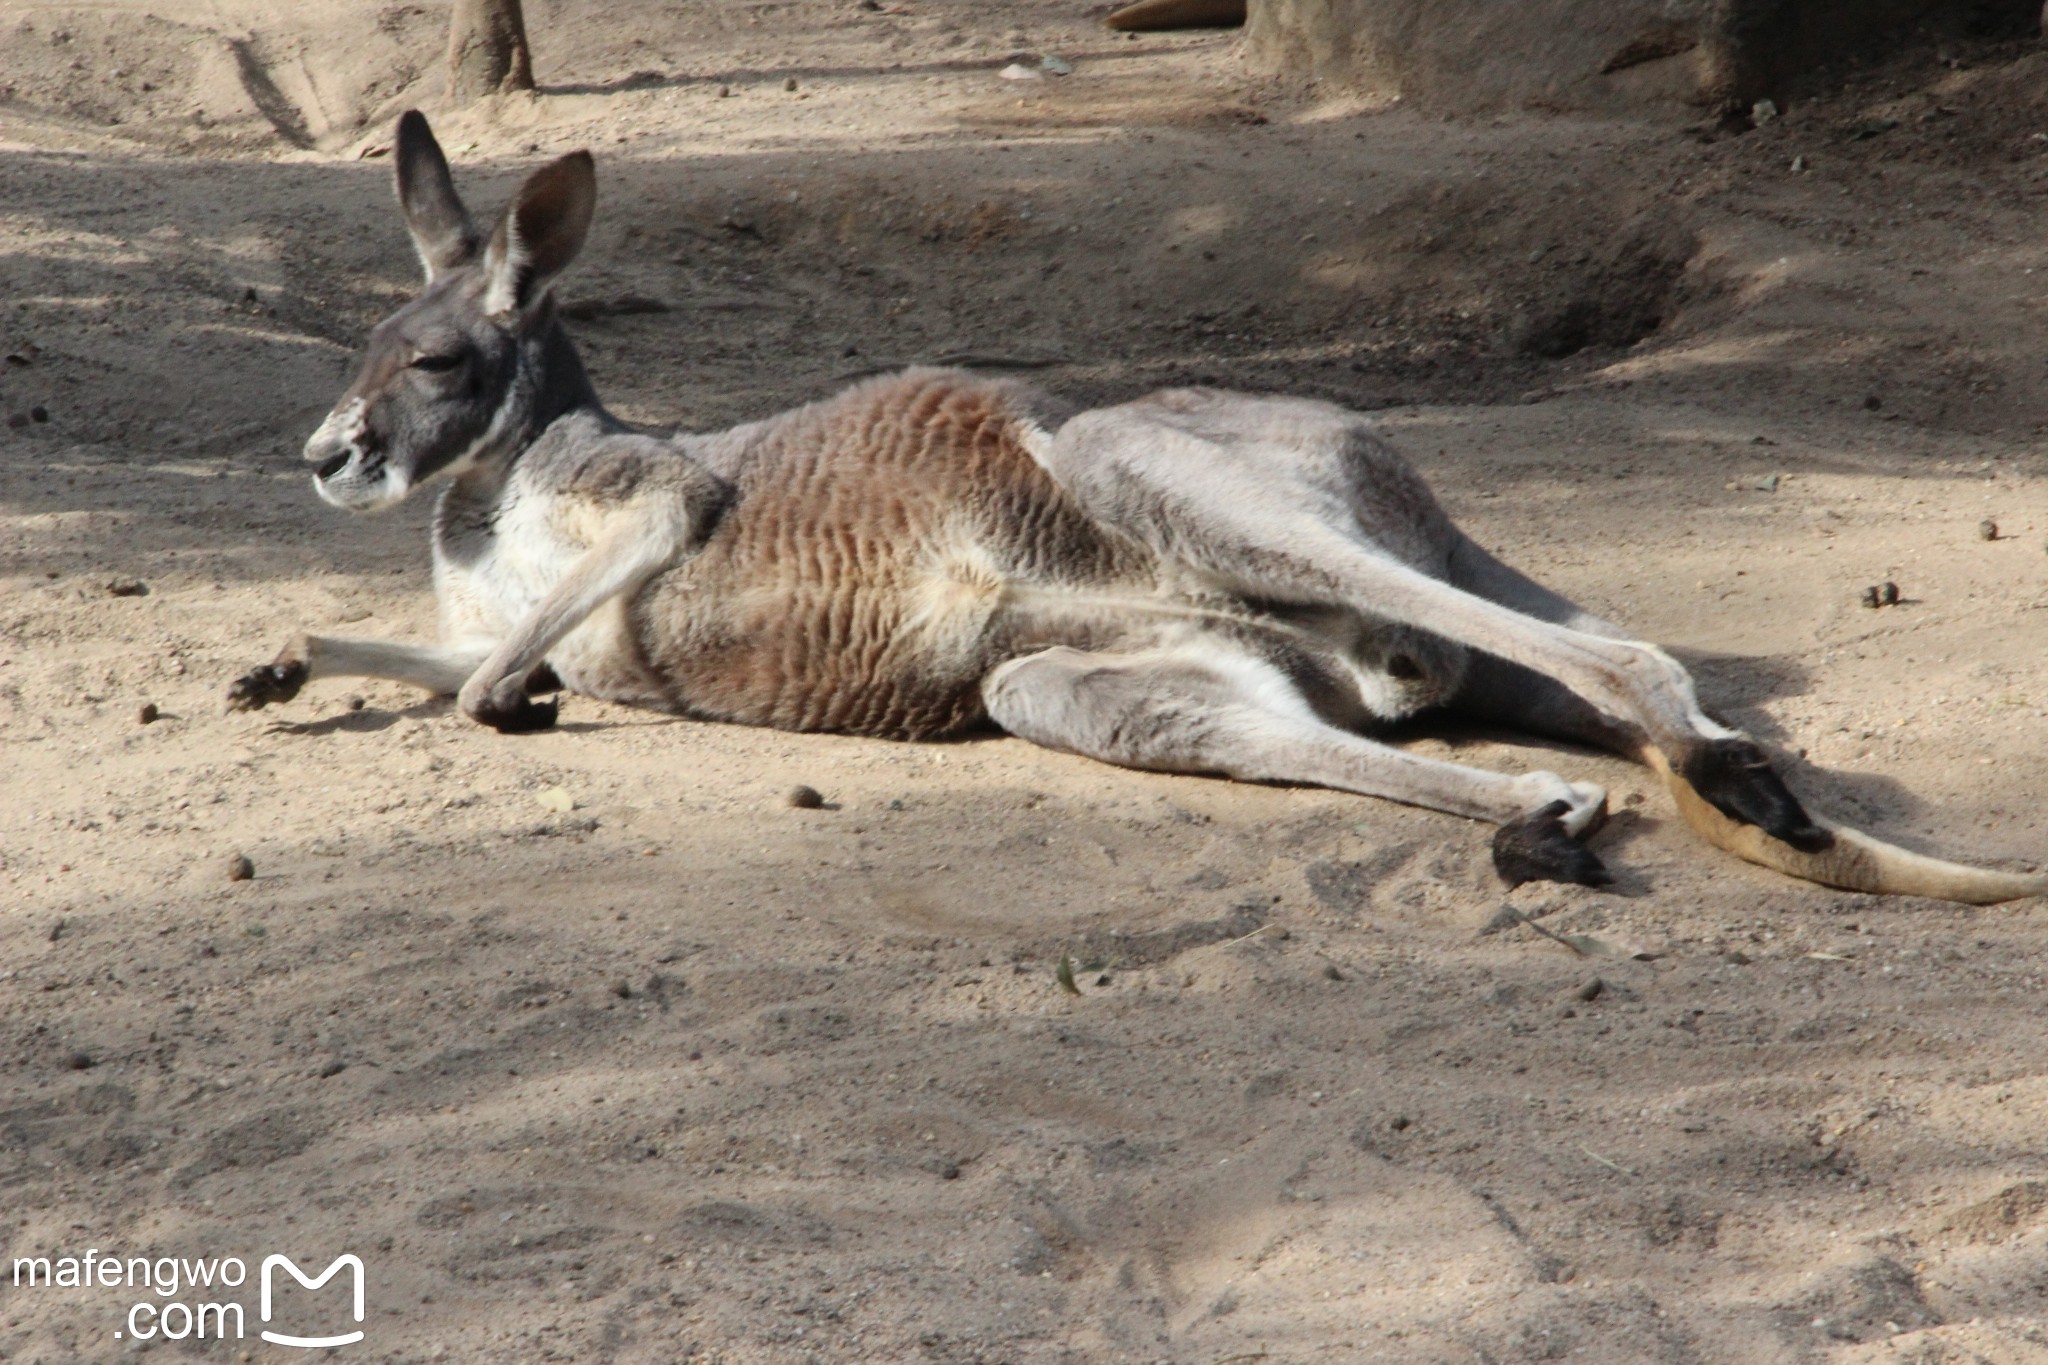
[523,311,607,434]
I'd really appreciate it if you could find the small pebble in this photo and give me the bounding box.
[105,576,147,597]
[30,405,48,423]
[610,977,634,999]
[1861,393,1882,411]
[1388,1115,1411,1132]
[717,84,731,97]
[1575,977,1605,1003]
[786,784,826,809]
[225,853,254,882]
[1880,580,1899,606]
[1322,963,1345,981]
[1977,518,1998,541]
[65,1051,95,1071]
[137,701,159,725]
[784,76,798,92]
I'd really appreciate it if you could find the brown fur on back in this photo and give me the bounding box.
[631,370,1146,739]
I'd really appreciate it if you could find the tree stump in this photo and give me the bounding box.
[448,0,535,103]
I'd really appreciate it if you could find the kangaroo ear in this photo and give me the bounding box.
[394,110,479,282]
[481,150,596,319]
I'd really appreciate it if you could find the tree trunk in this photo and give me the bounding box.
[447,0,535,103]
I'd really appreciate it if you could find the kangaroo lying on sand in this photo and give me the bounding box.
[228,111,2045,904]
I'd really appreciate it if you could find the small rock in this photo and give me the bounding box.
[1790,154,1808,172]
[1039,54,1073,76]
[65,1051,95,1071]
[786,784,826,809]
[1388,1115,1411,1132]
[1751,98,1778,124]
[1862,393,1883,411]
[225,853,254,882]
[998,62,1042,81]
[1322,963,1345,981]
[1575,977,1605,1003]
[318,1060,347,1078]
[1880,580,1900,606]
[137,702,159,725]
[1977,519,1998,541]
[717,84,731,97]
[783,76,798,91]
[105,576,147,597]
[610,977,634,999]
[1722,949,1752,966]
[919,1155,962,1179]
[30,405,48,423]
[347,695,366,711]
[856,0,881,9]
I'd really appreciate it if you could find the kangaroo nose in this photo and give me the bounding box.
[305,399,368,464]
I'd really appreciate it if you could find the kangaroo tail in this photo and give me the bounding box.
[1646,749,2048,906]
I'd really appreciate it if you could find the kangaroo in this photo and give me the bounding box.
[228,111,2045,904]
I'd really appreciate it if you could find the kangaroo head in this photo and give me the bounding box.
[307,111,596,512]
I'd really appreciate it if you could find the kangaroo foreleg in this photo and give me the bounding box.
[226,635,497,712]
[455,504,688,733]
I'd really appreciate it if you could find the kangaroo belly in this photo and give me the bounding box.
[630,372,1142,740]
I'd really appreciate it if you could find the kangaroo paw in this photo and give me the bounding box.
[471,692,559,734]
[1493,799,1613,890]
[226,658,308,712]
[1678,739,1831,854]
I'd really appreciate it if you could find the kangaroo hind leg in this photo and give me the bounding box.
[1039,388,1826,854]
[983,640,1612,889]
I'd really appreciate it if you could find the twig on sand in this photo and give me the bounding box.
[1580,1144,1636,1177]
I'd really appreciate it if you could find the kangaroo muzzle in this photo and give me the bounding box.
[306,398,406,511]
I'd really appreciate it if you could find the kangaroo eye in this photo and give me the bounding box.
[411,352,462,373]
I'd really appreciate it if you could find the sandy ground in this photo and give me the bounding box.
[3,3,2048,1361]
